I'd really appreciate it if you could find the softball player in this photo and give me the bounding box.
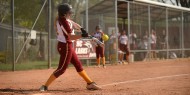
[118,30,130,64]
[40,3,101,91]
[93,26,106,68]
[108,31,117,63]
[150,29,157,59]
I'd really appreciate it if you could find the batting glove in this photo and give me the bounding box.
[81,28,89,37]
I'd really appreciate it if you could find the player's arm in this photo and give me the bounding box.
[69,34,82,40]
[68,29,88,40]
[69,20,89,38]
[62,19,88,40]
[100,30,104,36]
[70,20,82,32]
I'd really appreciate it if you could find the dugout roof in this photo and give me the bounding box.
[84,0,190,21]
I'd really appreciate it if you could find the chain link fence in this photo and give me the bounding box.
[0,0,190,71]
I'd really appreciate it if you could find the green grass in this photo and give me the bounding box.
[0,59,99,71]
[0,61,59,71]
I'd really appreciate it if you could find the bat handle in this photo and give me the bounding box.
[91,37,104,47]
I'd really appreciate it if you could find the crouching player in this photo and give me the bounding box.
[39,3,101,91]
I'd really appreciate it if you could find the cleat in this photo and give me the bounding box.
[103,65,106,68]
[86,82,101,90]
[122,61,127,64]
[39,85,48,91]
[97,65,101,68]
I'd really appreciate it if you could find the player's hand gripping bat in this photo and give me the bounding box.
[80,36,104,47]
[80,28,104,47]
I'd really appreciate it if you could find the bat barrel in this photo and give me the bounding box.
[91,37,104,47]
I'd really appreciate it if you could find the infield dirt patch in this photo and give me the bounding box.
[0,58,190,95]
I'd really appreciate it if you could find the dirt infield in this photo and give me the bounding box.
[0,58,190,95]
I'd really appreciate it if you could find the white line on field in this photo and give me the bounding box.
[100,73,190,87]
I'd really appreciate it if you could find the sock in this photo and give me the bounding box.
[78,70,93,83]
[44,74,56,87]
[126,55,129,62]
[102,57,105,65]
[96,58,100,65]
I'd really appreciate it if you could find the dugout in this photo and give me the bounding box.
[84,0,190,63]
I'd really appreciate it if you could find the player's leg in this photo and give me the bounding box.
[150,44,154,60]
[96,57,101,67]
[70,49,92,83]
[125,45,130,63]
[70,49,101,90]
[118,52,120,64]
[40,42,72,91]
[109,44,113,63]
[154,44,157,60]
[96,46,101,67]
[152,43,157,60]
[102,57,106,68]
[119,44,124,64]
[121,52,124,64]
[100,46,106,68]
[118,51,123,64]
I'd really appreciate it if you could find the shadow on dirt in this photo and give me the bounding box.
[0,88,84,94]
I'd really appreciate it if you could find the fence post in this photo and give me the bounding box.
[48,0,52,68]
[11,0,15,71]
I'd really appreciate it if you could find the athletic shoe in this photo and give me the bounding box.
[122,61,127,64]
[126,60,130,64]
[86,82,101,90]
[103,65,106,68]
[39,85,48,91]
[97,65,101,68]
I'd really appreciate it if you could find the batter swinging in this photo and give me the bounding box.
[39,3,101,91]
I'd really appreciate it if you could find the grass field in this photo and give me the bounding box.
[0,59,96,71]
[0,61,59,71]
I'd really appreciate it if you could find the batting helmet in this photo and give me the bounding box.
[102,34,109,41]
[58,3,72,17]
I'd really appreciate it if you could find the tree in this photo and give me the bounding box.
[151,0,190,8]
[179,0,190,8]
[0,0,103,31]
[14,0,47,30]
[0,0,10,23]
